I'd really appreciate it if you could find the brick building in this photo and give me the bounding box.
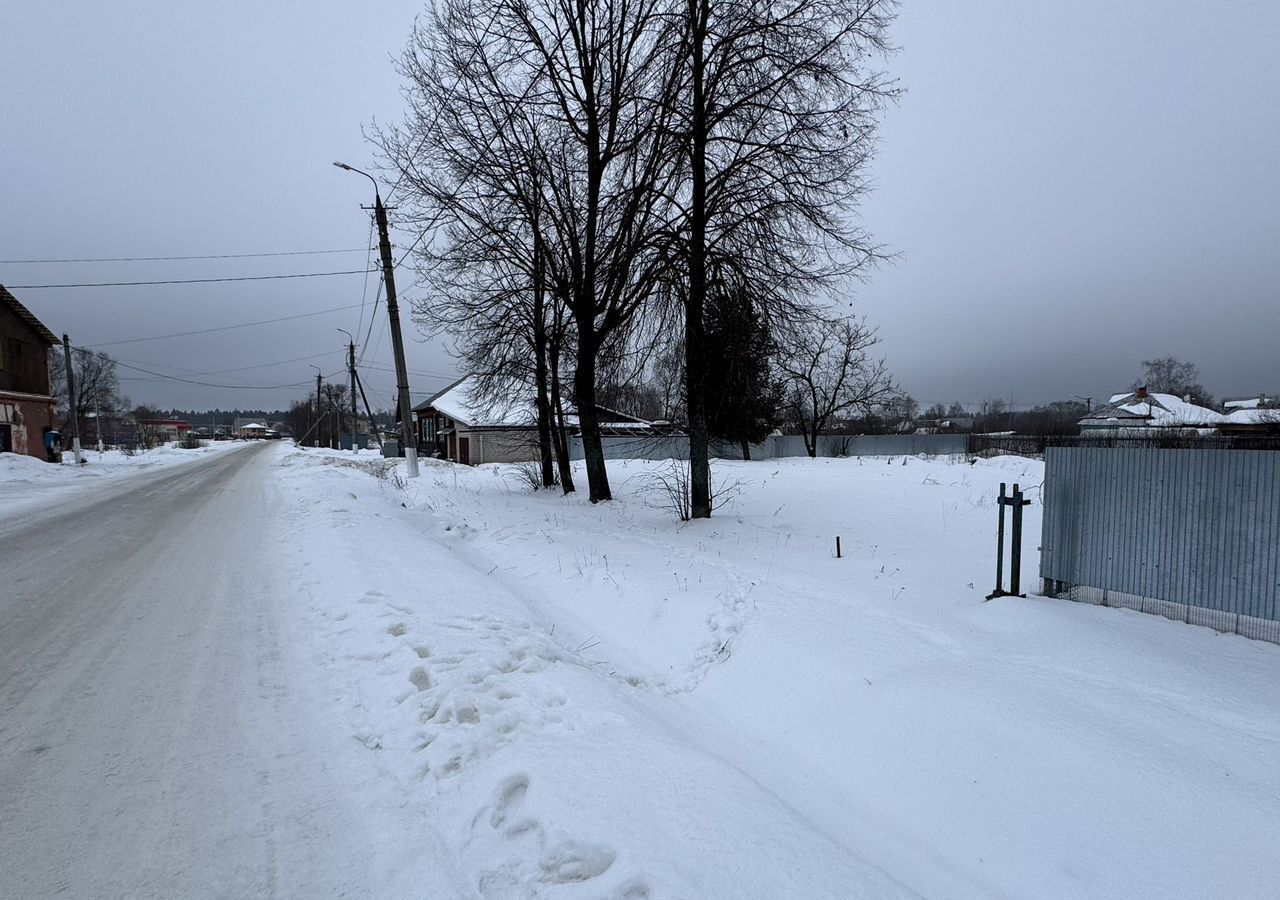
[0,285,59,460]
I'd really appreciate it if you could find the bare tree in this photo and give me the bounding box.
[669,0,899,515]
[778,316,895,457]
[51,348,128,443]
[1136,357,1213,407]
[380,0,683,504]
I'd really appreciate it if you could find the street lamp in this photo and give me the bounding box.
[333,161,420,477]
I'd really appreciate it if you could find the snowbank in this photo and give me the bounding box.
[0,441,249,523]
[272,446,1280,899]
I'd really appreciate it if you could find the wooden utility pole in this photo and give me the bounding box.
[61,335,83,465]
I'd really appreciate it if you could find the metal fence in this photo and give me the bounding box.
[568,432,968,461]
[973,433,1280,456]
[1040,447,1280,642]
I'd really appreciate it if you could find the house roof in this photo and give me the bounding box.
[1224,408,1280,425]
[1082,391,1225,427]
[415,374,655,431]
[421,376,538,428]
[0,285,58,346]
[1223,395,1274,410]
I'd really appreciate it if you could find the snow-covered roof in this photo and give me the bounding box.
[1224,408,1280,425]
[1082,391,1225,427]
[1223,396,1273,410]
[419,374,657,431]
[425,376,539,428]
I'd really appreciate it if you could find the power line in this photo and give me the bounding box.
[86,303,366,348]
[363,362,457,380]
[77,346,343,390]
[9,269,376,289]
[112,348,345,378]
[0,248,367,264]
[355,215,377,344]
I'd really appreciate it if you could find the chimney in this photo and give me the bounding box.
[1135,386,1148,399]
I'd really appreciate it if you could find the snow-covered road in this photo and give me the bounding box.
[0,443,454,899]
[5,442,1278,899]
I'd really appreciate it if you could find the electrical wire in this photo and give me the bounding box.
[85,303,366,348]
[9,269,376,289]
[0,248,367,264]
[76,346,343,390]
[111,348,345,379]
[355,215,377,345]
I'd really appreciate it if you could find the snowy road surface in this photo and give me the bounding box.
[0,443,452,899]
[5,442,1279,900]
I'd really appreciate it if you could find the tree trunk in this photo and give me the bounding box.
[574,330,611,502]
[549,296,575,495]
[740,438,750,461]
[685,0,712,519]
[532,242,556,487]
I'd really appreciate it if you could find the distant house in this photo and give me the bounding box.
[913,417,975,434]
[413,375,659,465]
[139,417,192,443]
[0,285,59,460]
[232,417,268,439]
[1078,387,1224,433]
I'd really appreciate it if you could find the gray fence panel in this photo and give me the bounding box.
[1041,448,1280,622]
[569,432,969,461]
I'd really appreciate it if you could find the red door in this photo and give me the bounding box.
[459,436,471,466]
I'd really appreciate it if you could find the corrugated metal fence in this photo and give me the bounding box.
[1040,447,1280,642]
[569,433,968,461]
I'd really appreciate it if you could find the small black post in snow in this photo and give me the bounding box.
[835,536,842,559]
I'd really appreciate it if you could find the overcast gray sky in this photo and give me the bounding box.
[2,1,1277,412]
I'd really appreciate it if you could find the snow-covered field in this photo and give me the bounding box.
[0,441,248,522]
[273,446,1280,900]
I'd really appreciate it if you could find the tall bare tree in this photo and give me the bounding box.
[380,0,684,503]
[670,0,899,514]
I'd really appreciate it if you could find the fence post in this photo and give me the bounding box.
[987,481,1031,600]
[1010,483,1029,596]
[987,483,1007,600]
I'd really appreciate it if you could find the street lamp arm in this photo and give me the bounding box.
[333,161,380,200]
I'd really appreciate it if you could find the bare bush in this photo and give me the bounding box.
[631,460,744,522]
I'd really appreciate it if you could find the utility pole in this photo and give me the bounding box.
[339,329,358,454]
[334,161,419,477]
[61,335,84,465]
[95,396,103,452]
[353,369,383,448]
[312,366,323,448]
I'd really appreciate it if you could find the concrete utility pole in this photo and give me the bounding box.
[333,161,419,477]
[312,366,323,448]
[61,335,84,465]
[339,329,357,455]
